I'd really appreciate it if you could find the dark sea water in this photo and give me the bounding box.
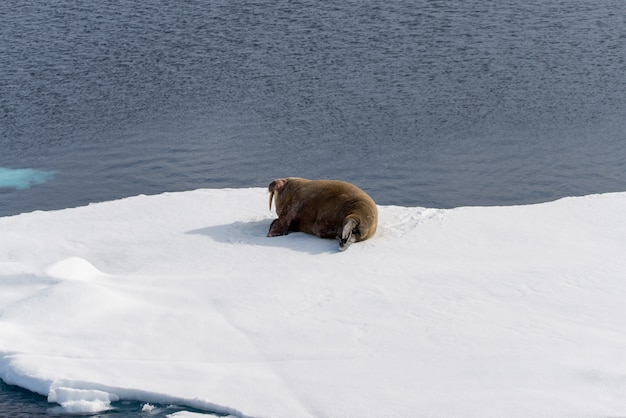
[0,380,220,418]
[1,0,626,414]
[2,0,626,218]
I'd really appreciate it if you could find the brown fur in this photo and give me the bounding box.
[267,177,378,250]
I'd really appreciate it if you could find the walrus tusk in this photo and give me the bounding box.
[269,191,274,211]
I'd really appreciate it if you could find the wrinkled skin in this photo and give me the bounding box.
[267,177,378,251]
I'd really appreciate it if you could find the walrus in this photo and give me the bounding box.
[267,177,378,250]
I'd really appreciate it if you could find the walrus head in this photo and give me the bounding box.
[268,178,287,210]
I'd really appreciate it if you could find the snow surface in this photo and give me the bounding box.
[1,187,625,418]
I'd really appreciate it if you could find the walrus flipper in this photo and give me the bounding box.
[338,217,358,251]
[268,218,290,237]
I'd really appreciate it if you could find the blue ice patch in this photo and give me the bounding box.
[0,167,56,190]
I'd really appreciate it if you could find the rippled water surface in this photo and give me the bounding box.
[2,0,626,218]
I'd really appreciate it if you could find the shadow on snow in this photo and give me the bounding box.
[186,218,340,255]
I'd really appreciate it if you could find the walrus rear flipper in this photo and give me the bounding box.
[338,217,358,251]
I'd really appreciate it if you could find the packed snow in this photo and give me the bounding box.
[1,187,625,417]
